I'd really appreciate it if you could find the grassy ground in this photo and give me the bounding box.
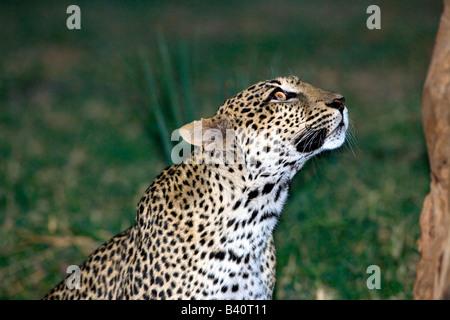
[0,0,440,299]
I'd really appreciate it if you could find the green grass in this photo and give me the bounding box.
[0,0,440,299]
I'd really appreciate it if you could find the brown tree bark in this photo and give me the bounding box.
[414,0,450,300]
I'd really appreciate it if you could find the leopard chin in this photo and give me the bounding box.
[321,107,349,151]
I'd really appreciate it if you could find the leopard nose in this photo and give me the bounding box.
[325,96,345,114]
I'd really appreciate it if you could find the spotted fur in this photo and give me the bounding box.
[43,76,349,300]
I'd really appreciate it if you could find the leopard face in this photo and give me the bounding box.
[181,76,349,177]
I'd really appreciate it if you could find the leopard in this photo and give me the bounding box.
[43,75,349,300]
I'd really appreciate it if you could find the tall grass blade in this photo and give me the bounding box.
[139,49,173,163]
[178,41,196,122]
[156,32,183,128]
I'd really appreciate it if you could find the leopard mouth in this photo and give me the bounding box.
[294,128,328,153]
[294,120,346,153]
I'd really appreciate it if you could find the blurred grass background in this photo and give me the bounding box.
[0,0,440,299]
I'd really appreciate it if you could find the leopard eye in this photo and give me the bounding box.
[274,91,286,101]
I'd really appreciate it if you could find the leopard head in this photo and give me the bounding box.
[180,76,349,178]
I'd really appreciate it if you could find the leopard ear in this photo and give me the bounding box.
[179,115,230,148]
[179,119,203,146]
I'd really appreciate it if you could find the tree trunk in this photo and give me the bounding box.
[413,0,450,300]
